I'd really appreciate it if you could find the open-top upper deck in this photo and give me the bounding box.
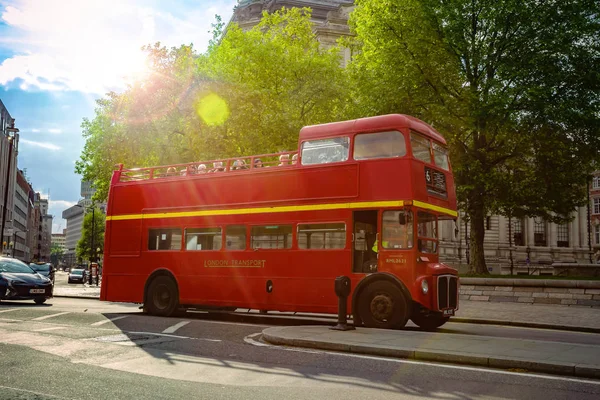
[115,114,448,183]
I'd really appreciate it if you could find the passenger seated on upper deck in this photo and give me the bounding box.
[254,158,264,168]
[232,159,248,170]
[166,167,177,177]
[278,154,290,166]
[197,164,207,174]
[212,161,224,172]
[291,154,298,165]
[188,165,198,175]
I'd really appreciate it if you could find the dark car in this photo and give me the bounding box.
[29,262,55,283]
[0,257,53,304]
[68,269,87,284]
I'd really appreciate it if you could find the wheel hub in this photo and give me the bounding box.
[153,284,170,310]
[370,294,393,322]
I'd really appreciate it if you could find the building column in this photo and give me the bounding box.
[548,222,557,248]
[498,215,507,245]
[571,210,580,249]
[526,218,534,246]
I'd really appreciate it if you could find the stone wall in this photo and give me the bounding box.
[460,278,600,307]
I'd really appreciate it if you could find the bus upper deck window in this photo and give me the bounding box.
[433,142,450,171]
[410,132,432,163]
[301,137,349,165]
[353,131,406,160]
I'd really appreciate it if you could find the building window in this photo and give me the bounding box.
[226,225,246,250]
[298,223,346,249]
[595,225,600,245]
[556,223,569,247]
[510,219,524,246]
[593,176,600,189]
[594,198,600,215]
[353,131,406,160]
[301,137,349,165]
[534,219,547,247]
[251,225,292,249]
[185,227,221,251]
[148,228,182,251]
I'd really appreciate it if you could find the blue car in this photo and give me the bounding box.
[0,257,53,304]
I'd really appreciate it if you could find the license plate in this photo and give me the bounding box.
[29,289,45,294]
[443,309,455,316]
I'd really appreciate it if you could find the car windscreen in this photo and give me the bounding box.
[71,270,84,275]
[0,259,36,274]
[30,263,51,272]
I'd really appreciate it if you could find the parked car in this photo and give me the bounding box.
[29,262,55,283]
[68,269,87,284]
[0,257,53,304]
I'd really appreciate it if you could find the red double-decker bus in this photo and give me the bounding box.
[101,114,458,330]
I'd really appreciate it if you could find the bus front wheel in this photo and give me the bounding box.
[411,312,449,331]
[358,281,409,329]
[145,276,179,317]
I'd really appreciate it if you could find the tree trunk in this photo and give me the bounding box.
[468,192,488,274]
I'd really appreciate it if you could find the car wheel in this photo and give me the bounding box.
[411,312,449,331]
[144,276,179,317]
[34,297,47,305]
[358,280,409,329]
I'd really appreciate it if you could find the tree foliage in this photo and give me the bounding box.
[348,0,600,273]
[76,8,346,200]
[76,207,106,262]
[50,242,64,257]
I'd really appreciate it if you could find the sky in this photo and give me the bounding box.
[0,0,237,233]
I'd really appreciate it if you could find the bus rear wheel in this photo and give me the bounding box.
[358,281,408,329]
[145,276,179,317]
[411,312,449,331]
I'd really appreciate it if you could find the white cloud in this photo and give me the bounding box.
[49,199,77,233]
[20,139,61,150]
[0,0,237,93]
[48,128,62,134]
[31,128,40,132]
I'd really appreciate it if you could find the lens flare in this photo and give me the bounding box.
[195,93,230,126]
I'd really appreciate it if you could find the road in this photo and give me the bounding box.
[0,297,599,400]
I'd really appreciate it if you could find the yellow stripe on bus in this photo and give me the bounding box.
[106,200,457,221]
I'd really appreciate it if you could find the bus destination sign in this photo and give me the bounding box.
[204,259,266,268]
[424,167,447,198]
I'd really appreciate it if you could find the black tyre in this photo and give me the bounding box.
[34,297,47,305]
[358,280,409,329]
[411,312,449,331]
[144,275,179,317]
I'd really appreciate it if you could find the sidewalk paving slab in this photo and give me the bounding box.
[262,325,600,379]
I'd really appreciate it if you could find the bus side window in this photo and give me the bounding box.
[301,137,349,165]
[185,227,222,251]
[226,225,247,250]
[148,228,182,251]
[251,225,292,249]
[297,223,346,249]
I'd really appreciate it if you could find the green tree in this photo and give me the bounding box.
[76,207,106,262]
[347,0,600,273]
[76,8,346,201]
[50,242,64,257]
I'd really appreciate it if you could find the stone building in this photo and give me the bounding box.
[230,0,355,64]
[0,99,19,256]
[12,169,34,261]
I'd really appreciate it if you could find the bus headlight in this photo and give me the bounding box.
[421,280,429,295]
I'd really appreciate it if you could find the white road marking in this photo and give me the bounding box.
[32,312,71,321]
[0,318,22,322]
[0,384,75,399]
[162,321,190,334]
[124,330,221,342]
[0,308,18,313]
[244,333,600,385]
[34,326,67,332]
[91,316,128,326]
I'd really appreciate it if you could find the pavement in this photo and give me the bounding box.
[262,325,600,379]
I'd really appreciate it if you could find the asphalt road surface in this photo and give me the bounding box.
[0,298,599,400]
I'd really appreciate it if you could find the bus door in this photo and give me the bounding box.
[352,210,378,273]
[378,209,414,277]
